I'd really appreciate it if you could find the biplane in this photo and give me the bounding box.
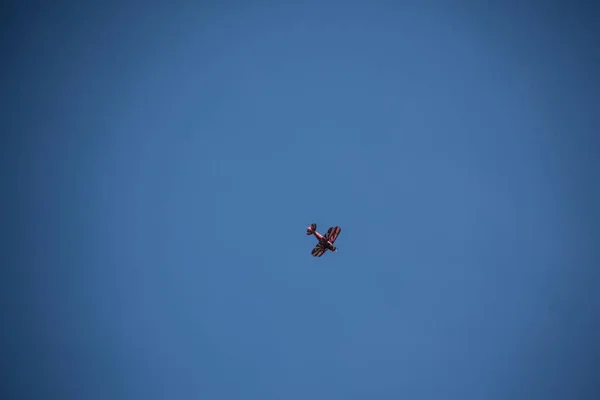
[306,223,341,257]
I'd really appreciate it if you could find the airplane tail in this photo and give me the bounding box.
[306,223,317,235]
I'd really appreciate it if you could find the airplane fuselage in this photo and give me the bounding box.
[309,230,335,251]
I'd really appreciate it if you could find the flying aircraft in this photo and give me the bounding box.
[306,223,341,257]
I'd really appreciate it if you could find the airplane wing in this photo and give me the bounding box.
[325,226,341,243]
[311,244,326,257]
[325,227,333,239]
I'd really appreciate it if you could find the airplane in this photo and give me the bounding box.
[306,223,341,257]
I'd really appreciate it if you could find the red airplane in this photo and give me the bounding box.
[306,223,341,257]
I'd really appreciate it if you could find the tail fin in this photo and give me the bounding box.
[306,223,317,235]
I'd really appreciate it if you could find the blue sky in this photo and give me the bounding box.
[3,2,600,399]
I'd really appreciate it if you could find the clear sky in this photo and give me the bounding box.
[3,2,599,399]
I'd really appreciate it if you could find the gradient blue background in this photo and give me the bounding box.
[3,2,599,399]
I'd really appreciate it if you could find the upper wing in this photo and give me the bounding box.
[325,226,341,243]
[325,227,333,239]
[311,244,326,257]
